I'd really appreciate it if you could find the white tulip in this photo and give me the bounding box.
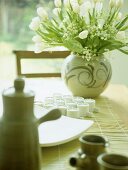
[86,14,90,24]
[116,12,123,20]
[79,30,89,39]
[95,2,103,15]
[80,1,93,17]
[71,2,80,13]
[29,17,40,31]
[98,19,105,29]
[54,0,62,8]
[37,7,48,20]
[116,31,125,40]
[84,13,90,24]
[29,22,37,31]
[116,0,123,8]
[63,0,70,8]
[34,43,44,53]
[32,16,40,23]
[53,8,61,16]
[32,35,42,43]
[80,2,92,24]
[109,0,116,8]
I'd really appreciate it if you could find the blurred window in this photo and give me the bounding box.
[0,0,54,80]
[0,0,53,50]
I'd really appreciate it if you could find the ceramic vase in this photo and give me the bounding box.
[61,53,112,98]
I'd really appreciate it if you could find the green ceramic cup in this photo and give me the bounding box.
[97,153,128,170]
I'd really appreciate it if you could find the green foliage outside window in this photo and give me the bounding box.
[0,0,53,49]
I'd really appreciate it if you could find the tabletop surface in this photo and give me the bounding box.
[0,78,128,170]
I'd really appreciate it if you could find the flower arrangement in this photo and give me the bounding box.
[29,0,128,62]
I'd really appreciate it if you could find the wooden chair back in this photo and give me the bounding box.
[13,50,70,78]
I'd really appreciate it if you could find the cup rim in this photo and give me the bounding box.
[79,134,109,146]
[97,153,128,170]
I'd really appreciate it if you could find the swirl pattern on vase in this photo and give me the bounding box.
[64,61,112,88]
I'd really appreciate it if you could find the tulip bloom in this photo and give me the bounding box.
[79,30,89,39]
[32,35,42,43]
[54,0,62,8]
[116,12,123,20]
[29,17,40,31]
[63,0,70,8]
[109,0,116,8]
[34,42,44,53]
[53,8,61,16]
[116,0,123,8]
[71,2,80,13]
[37,7,48,21]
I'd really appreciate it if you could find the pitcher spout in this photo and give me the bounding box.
[37,108,62,125]
[69,154,90,169]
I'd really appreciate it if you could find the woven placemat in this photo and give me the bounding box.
[86,96,128,155]
[41,95,128,169]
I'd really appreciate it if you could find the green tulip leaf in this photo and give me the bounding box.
[63,39,84,54]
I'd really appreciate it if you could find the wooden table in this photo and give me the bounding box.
[0,79,128,170]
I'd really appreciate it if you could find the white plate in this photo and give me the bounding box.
[38,116,93,147]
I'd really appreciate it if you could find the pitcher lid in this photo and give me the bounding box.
[2,77,35,98]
